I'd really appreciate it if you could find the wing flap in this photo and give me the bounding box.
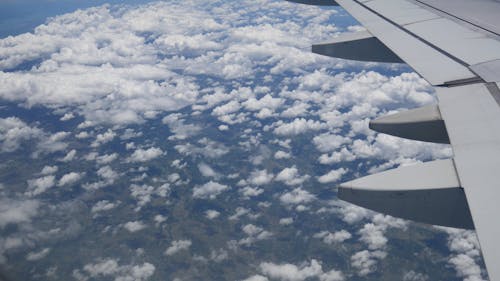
[368,104,450,143]
[338,159,474,229]
[311,31,404,63]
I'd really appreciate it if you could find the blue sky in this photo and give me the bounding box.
[0,0,154,38]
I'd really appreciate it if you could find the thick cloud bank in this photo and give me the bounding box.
[0,0,340,125]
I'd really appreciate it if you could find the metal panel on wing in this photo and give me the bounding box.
[312,31,403,63]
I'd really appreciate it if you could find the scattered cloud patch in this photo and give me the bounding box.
[0,117,68,155]
[26,248,50,261]
[441,228,487,281]
[40,165,58,175]
[273,118,326,136]
[58,172,84,186]
[198,163,218,178]
[279,217,293,226]
[165,240,192,256]
[248,169,274,186]
[239,224,272,246]
[0,199,39,228]
[275,166,310,186]
[91,200,118,213]
[280,188,315,205]
[193,181,230,199]
[317,168,347,184]
[351,250,386,276]
[75,258,155,281]
[240,186,264,199]
[60,149,77,162]
[129,147,163,162]
[26,175,56,196]
[259,259,344,281]
[205,210,221,219]
[274,150,291,159]
[314,230,351,244]
[123,221,147,233]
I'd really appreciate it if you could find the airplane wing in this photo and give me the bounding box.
[286,0,500,280]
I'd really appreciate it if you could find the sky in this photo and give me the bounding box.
[0,0,489,280]
[0,0,156,38]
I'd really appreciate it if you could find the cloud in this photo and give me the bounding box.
[317,168,347,183]
[274,150,291,159]
[242,94,284,112]
[351,214,407,275]
[239,224,272,246]
[26,248,50,261]
[198,162,218,178]
[0,117,68,156]
[95,153,118,165]
[403,271,428,281]
[241,275,269,281]
[248,169,274,186]
[165,240,192,256]
[0,5,200,125]
[58,172,84,186]
[40,165,58,175]
[331,200,371,225]
[83,165,119,190]
[154,215,167,225]
[313,230,351,244]
[229,207,251,221]
[26,175,56,196]
[60,149,77,162]
[259,259,344,281]
[279,217,293,226]
[128,147,163,162]
[60,112,75,121]
[281,101,310,118]
[275,166,310,186]
[130,184,155,208]
[175,138,229,158]
[350,250,386,276]
[162,113,201,140]
[448,254,483,280]
[212,100,241,116]
[239,186,264,199]
[280,188,315,205]
[123,221,147,233]
[193,181,230,199]
[97,166,118,183]
[91,129,116,147]
[440,228,487,281]
[0,117,43,152]
[91,200,118,213]
[313,133,350,153]
[318,148,355,164]
[273,118,327,136]
[77,258,155,281]
[0,199,39,228]
[205,210,220,219]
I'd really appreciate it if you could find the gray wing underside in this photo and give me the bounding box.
[285,0,500,280]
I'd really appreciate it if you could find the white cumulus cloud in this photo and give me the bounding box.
[193,181,230,199]
[129,147,163,162]
[165,240,192,256]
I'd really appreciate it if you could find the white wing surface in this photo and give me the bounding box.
[286,0,500,280]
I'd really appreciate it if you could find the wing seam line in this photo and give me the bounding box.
[413,0,500,37]
[352,0,474,69]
